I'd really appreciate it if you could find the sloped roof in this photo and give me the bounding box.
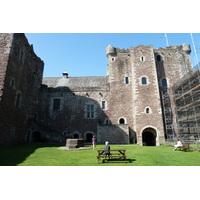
[42,76,109,89]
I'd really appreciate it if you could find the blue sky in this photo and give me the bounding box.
[25,33,200,78]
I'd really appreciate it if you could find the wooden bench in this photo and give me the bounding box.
[97,150,129,163]
[176,143,190,152]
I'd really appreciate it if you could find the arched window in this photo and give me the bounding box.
[15,92,21,109]
[119,118,125,124]
[157,55,162,62]
[146,108,150,114]
[53,99,61,110]
[142,77,147,85]
[162,78,168,87]
[140,56,145,62]
[10,78,15,89]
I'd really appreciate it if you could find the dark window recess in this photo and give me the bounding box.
[102,101,106,109]
[141,56,144,61]
[87,105,94,118]
[125,77,129,84]
[142,77,147,85]
[16,93,21,109]
[157,55,162,61]
[146,108,150,113]
[53,99,61,110]
[119,118,125,124]
[19,50,24,63]
[162,78,168,87]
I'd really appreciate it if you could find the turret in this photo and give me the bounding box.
[182,43,191,54]
[106,45,116,57]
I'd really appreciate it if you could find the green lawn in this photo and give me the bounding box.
[0,143,200,166]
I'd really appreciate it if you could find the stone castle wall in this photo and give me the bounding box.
[0,34,44,145]
[0,33,193,146]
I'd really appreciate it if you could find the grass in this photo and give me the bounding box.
[0,143,200,166]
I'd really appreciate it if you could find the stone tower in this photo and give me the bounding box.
[0,33,44,145]
[106,45,165,145]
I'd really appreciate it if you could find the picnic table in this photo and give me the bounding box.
[97,149,130,163]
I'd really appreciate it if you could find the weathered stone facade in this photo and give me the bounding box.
[0,33,193,146]
[0,33,44,145]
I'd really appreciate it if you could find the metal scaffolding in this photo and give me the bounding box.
[172,68,200,140]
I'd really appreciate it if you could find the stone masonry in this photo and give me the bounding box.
[0,33,44,145]
[0,33,193,146]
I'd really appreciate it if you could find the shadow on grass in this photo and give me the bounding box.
[0,143,64,166]
[99,158,136,164]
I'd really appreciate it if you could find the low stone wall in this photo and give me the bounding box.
[97,124,129,144]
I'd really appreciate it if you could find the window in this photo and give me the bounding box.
[102,101,106,109]
[146,108,150,114]
[53,99,61,110]
[125,77,129,84]
[10,78,15,89]
[15,93,21,109]
[119,118,125,124]
[142,77,147,85]
[162,78,168,87]
[140,56,145,62]
[10,126,16,137]
[19,50,25,63]
[87,105,94,119]
[157,55,162,62]
[111,57,115,61]
[105,119,110,124]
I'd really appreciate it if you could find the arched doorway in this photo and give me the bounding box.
[142,128,156,146]
[74,134,79,139]
[86,133,93,143]
[32,131,41,142]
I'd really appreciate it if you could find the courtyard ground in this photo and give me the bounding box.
[0,143,200,166]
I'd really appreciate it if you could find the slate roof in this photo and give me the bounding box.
[42,76,109,89]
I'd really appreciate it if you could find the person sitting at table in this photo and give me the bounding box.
[173,139,182,151]
[104,141,110,156]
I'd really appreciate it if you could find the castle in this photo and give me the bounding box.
[0,33,193,146]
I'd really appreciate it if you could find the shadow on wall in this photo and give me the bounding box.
[97,124,136,144]
[30,85,135,145]
[155,53,174,139]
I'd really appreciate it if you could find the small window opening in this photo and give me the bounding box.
[111,57,115,61]
[19,50,24,63]
[125,77,129,84]
[119,118,125,124]
[140,56,145,62]
[146,108,150,114]
[102,101,106,109]
[10,78,15,89]
[142,77,147,85]
[53,99,61,110]
[157,55,162,62]
[16,93,21,109]
[162,78,168,87]
[105,119,110,124]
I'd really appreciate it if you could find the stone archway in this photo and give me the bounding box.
[86,133,93,143]
[142,128,157,146]
[74,133,79,139]
[32,131,41,142]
